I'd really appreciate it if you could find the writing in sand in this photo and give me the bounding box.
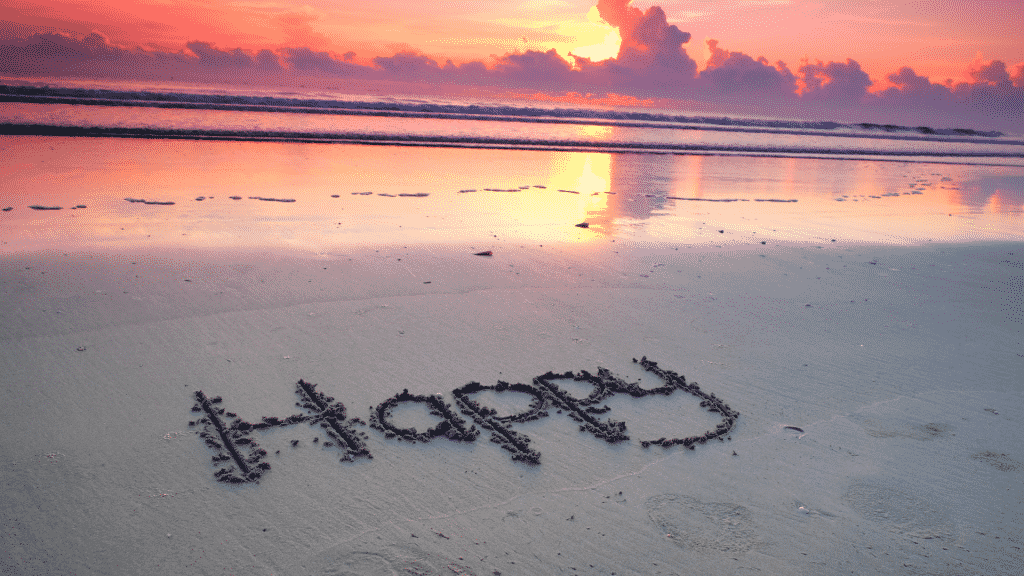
[189,357,740,484]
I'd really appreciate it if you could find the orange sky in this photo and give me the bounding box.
[2,0,1021,86]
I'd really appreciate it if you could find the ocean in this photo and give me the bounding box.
[1,78,1022,252]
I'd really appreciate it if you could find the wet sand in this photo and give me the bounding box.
[1,136,1023,575]
[2,135,1023,256]
[1,237,1022,575]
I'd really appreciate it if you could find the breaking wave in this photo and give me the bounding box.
[2,83,1022,165]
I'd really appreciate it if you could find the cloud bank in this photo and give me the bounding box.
[1,1,1021,131]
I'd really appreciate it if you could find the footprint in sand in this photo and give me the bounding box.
[849,414,953,441]
[308,542,477,576]
[645,494,763,554]
[971,451,1020,472]
[843,481,955,541]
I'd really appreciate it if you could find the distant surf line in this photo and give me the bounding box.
[3,123,1022,166]
[1,84,1011,144]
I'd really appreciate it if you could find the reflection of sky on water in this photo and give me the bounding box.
[0,135,1020,254]
[589,153,1023,244]
[957,176,1024,213]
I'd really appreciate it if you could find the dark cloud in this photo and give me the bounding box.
[254,49,282,72]
[798,59,873,106]
[281,46,369,77]
[449,59,488,82]
[698,39,797,100]
[491,49,574,87]
[0,31,109,76]
[887,66,936,93]
[869,63,1024,129]
[946,69,1024,128]
[881,66,956,109]
[969,58,1012,86]
[372,51,443,81]
[0,30,287,81]
[186,41,282,73]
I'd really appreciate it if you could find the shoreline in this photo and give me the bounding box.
[2,126,1023,168]
[3,134,1022,256]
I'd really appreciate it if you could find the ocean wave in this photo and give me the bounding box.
[3,123,1022,165]
[0,84,1014,145]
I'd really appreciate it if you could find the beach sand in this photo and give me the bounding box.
[1,238,1022,575]
[1,137,1023,575]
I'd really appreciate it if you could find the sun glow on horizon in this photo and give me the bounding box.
[560,6,620,63]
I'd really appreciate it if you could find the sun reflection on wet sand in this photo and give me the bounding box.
[0,135,1021,255]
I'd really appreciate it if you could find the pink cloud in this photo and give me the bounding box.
[969,58,1012,86]
[595,0,697,80]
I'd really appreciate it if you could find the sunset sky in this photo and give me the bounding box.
[1,0,1022,129]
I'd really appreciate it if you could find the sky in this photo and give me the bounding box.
[1,0,1022,130]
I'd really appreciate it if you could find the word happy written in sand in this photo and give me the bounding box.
[189,357,739,484]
